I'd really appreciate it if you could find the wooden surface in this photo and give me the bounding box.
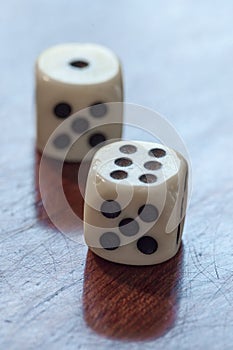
[1,1,233,349]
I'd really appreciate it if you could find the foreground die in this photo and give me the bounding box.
[84,141,188,265]
[36,43,123,162]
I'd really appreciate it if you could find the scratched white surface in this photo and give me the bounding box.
[1,0,233,349]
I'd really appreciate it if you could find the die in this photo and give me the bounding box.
[84,140,188,265]
[35,43,123,162]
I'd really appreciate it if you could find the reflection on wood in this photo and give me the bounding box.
[83,247,183,340]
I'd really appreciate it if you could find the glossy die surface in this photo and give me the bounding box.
[84,140,188,265]
[36,43,123,162]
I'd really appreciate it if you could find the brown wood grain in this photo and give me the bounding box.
[1,1,233,349]
[83,248,183,341]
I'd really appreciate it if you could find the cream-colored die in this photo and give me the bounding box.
[84,140,188,265]
[36,43,123,162]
